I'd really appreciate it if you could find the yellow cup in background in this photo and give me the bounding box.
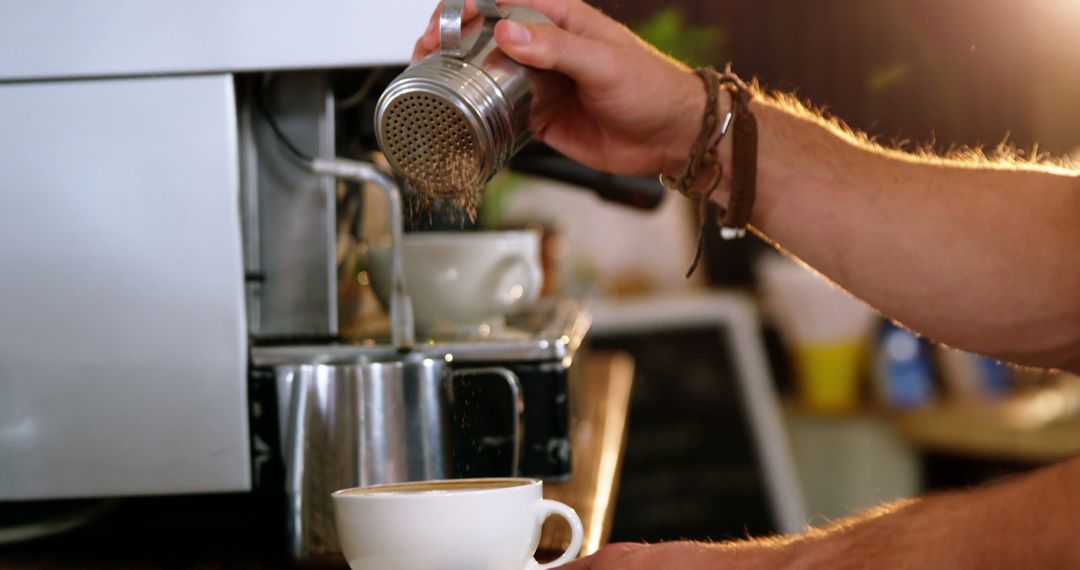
[793,341,867,414]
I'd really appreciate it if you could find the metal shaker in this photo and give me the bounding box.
[375,0,567,196]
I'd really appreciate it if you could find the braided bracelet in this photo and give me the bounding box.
[660,64,758,277]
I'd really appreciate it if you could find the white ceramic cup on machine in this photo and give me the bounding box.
[333,478,583,570]
[369,231,544,336]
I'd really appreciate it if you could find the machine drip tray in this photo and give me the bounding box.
[251,298,591,366]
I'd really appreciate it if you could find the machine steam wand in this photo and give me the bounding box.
[311,158,416,351]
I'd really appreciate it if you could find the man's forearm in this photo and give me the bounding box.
[775,457,1080,569]
[736,94,1080,371]
[561,457,1080,569]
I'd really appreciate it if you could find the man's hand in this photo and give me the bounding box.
[412,0,706,179]
[557,541,787,570]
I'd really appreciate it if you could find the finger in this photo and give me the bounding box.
[555,553,593,569]
[412,36,431,63]
[503,0,624,41]
[494,20,617,84]
[556,543,646,569]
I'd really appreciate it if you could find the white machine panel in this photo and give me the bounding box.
[0,0,432,81]
[0,75,250,499]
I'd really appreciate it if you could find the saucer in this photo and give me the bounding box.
[419,317,532,342]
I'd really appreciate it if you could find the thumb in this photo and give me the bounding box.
[494,20,615,85]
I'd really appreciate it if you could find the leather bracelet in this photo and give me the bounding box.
[716,65,758,241]
[661,64,758,278]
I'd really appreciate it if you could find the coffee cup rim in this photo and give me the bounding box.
[332,477,540,499]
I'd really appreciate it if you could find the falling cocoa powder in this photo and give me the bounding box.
[403,146,484,224]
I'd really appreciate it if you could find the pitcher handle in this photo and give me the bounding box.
[448,366,524,476]
[441,0,504,58]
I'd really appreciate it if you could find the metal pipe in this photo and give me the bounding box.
[311,158,416,351]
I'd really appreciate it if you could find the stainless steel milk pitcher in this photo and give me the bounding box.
[279,356,524,561]
[375,0,567,196]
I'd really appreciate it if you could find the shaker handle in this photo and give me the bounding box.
[448,366,525,476]
[441,0,505,58]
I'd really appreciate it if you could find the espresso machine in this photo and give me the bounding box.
[0,0,666,563]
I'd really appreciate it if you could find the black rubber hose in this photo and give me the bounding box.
[508,144,666,211]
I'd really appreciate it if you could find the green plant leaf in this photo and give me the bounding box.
[634,7,727,68]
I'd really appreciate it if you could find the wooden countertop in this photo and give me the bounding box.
[893,376,1080,463]
[894,403,1080,464]
[540,350,635,559]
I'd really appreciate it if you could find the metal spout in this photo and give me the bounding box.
[311,158,416,351]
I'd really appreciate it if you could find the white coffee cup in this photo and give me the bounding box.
[332,478,583,570]
[369,231,544,336]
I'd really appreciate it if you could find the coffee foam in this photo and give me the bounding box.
[339,478,531,497]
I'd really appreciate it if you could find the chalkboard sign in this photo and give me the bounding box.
[592,326,776,542]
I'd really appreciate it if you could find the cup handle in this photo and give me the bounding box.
[489,253,544,315]
[526,500,584,570]
[447,367,525,476]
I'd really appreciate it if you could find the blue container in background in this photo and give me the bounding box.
[875,322,936,409]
